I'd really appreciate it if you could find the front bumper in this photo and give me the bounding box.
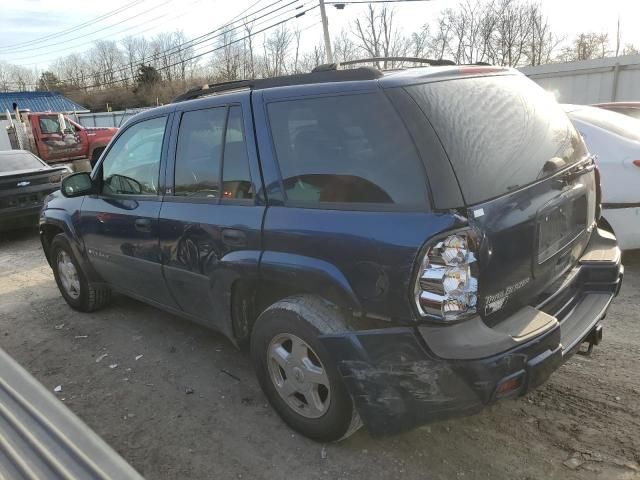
[320,229,623,436]
[0,204,42,230]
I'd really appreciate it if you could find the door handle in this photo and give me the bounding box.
[222,228,246,247]
[134,218,152,232]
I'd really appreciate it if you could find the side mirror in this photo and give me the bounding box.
[61,172,94,198]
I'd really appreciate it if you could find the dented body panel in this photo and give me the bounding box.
[320,228,622,435]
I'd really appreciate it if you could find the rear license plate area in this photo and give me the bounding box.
[537,195,587,264]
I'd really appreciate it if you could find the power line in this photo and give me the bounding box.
[4,0,206,64]
[0,0,148,51]
[326,0,432,3]
[48,0,304,86]
[4,0,296,74]
[61,5,316,92]
[1,0,175,56]
[2,1,315,91]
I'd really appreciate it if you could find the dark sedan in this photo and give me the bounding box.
[0,150,68,231]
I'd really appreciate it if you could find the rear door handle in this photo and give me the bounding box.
[222,228,246,247]
[134,218,152,232]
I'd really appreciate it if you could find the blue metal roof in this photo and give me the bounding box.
[0,91,89,114]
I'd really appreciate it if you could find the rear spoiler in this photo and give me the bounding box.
[0,166,68,181]
[0,348,143,479]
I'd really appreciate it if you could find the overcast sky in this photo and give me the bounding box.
[1,0,639,70]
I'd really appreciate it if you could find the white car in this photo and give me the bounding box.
[564,105,640,250]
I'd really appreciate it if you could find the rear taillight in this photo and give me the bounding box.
[414,231,478,322]
[594,165,602,220]
[633,160,640,168]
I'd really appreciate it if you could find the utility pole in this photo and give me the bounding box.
[319,0,334,64]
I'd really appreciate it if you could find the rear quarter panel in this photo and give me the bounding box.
[261,207,461,322]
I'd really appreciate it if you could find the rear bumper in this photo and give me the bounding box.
[320,228,623,435]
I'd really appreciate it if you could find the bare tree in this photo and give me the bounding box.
[445,0,495,64]
[0,61,12,91]
[291,28,302,73]
[298,43,326,72]
[53,53,89,89]
[173,30,195,82]
[622,43,639,56]
[243,20,256,79]
[352,5,410,68]
[558,32,611,62]
[263,25,294,77]
[409,25,431,58]
[431,10,454,60]
[526,3,560,66]
[333,29,358,63]
[6,64,38,91]
[211,27,243,81]
[121,36,137,85]
[91,40,125,86]
[491,0,530,66]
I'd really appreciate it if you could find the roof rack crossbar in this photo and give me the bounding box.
[338,57,456,67]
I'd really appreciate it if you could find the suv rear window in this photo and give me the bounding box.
[405,75,586,205]
[267,92,428,207]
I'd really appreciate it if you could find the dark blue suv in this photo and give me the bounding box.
[40,64,623,441]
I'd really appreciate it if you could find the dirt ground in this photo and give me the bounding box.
[1,227,639,480]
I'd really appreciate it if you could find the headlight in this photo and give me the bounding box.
[49,174,62,184]
[414,231,478,322]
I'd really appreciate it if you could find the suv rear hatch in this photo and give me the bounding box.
[403,73,598,322]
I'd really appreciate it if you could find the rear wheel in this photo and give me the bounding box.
[50,234,111,312]
[250,295,362,442]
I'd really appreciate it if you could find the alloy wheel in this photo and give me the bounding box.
[267,333,331,419]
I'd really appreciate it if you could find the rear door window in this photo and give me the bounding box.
[174,107,227,198]
[267,92,428,208]
[405,75,587,205]
[221,106,254,200]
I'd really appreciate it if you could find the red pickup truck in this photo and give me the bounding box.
[6,111,117,171]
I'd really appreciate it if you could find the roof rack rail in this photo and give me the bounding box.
[172,80,252,103]
[312,57,455,71]
[172,67,383,103]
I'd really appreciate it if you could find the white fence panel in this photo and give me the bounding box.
[520,54,640,104]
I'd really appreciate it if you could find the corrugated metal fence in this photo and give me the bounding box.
[519,54,640,104]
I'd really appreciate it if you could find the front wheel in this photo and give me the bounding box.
[250,295,362,442]
[50,234,111,312]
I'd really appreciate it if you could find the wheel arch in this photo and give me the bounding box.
[39,211,101,283]
[230,253,363,344]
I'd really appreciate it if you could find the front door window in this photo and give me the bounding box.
[100,116,167,196]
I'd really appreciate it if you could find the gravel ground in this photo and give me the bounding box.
[1,227,639,480]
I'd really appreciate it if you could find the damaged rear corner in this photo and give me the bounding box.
[319,328,485,436]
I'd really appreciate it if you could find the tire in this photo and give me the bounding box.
[250,295,362,442]
[50,234,111,312]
